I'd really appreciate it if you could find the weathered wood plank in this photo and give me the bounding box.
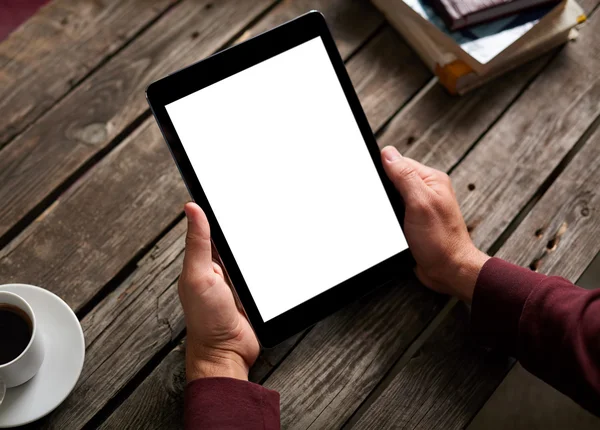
[0,6,429,428]
[0,0,176,148]
[270,280,447,430]
[98,333,305,430]
[349,27,430,131]
[0,120,187,311]
[92,17,598,430]
[493,128,600,279]
[451,11,600,253]
[377,52,552,172]
[0,1,408,247]
[353,305,513,430]
[36,209,302,428]
[0,8,428,314]
[99,278,444,430]
[99,342,187,430]
[38,216,185,429]
[243,13,600,427]
[0,0,275,240]
[236,0,384,59]
[378,0,600,170]
[352,120,600,430]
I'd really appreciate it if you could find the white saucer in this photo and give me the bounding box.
[0,284,85,428]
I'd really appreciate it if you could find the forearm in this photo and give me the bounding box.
[471,258,600,415]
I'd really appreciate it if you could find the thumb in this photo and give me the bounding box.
[381,146,429,207]
[182,202,213,282]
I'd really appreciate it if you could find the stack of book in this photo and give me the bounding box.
[371,0,586,94]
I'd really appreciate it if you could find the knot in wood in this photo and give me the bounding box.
[77,123,107,145]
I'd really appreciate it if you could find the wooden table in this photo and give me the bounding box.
[0,0,598,428]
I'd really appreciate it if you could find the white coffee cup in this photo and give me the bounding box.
[0,291,44,389]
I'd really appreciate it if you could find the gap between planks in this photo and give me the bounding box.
[0,0,284,251]
[341,298,459,429]
[344,78,600,430]
[62,0,289,323]
[16,2,404,426]
[352,120,600,429]
[15,0,600,426]
[343,113,600,430]
[82,330,188,430]
[83,21,430,429]
[276,3,597,422]
[0,0,182,150]
[486,112,600,258]
[72,0,384,324]
[88,14,596,430]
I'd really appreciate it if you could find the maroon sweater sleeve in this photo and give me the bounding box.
[472,257,600,415]
[185,377,280,429]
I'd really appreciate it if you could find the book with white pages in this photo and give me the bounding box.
[381,0,582,93]
[372,0,584,74]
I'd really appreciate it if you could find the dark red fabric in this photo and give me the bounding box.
[472,257,600,415]
[185,377,280,429]
[0,0,50,41]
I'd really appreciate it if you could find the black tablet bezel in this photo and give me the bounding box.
[146,11,412,348]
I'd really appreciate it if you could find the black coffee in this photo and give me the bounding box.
[0,304,32,365]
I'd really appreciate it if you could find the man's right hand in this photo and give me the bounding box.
[381,146,489,303]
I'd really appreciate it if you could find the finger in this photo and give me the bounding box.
[381,146,430,206]
[401,156,440,180]
[182,202,214,282]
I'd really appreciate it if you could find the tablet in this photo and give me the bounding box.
[146,11,411,347]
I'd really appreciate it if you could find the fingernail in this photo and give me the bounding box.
[382,146,401,162]
[184,203,194,220]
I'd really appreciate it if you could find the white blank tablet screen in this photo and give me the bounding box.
[166,37,408,322]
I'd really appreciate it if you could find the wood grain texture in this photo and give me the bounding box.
[0,3,422,247]
[0,0,274,240]
[99,333,304,430]
[377,52,552,172]
[353,305,514,430]
[450,10,600,253]
[0,4,428,427]
[95,15,600,430]
[100,342,188,430]
[77,22,434,430]
[42,212,302,428]
[0,0,175,148]
[494,124,600,281]
[376,0,600,171]
[348,26,430,132]
[0,8,427,314]
[268,279,445,429]
[236,15,600,428]
[352,114,600,430]
[103,277,445,430]
[36,217,186,429]
[236,0,384,59]
[0,120,187,311]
